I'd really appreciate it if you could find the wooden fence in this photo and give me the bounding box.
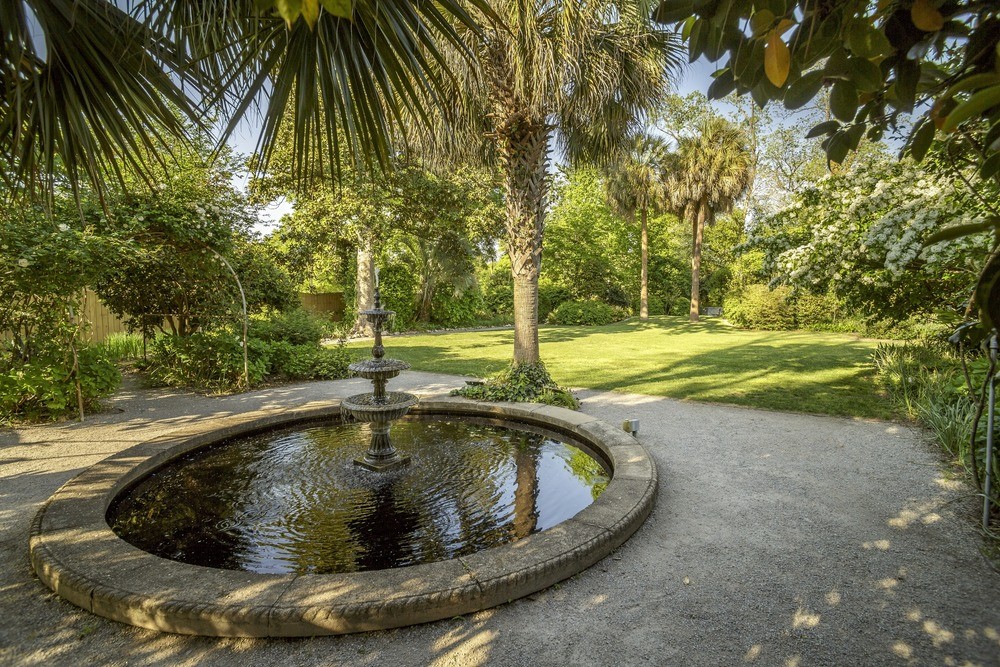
[78,291,346,343]
[299,292,346,321]
[80,290,129,342]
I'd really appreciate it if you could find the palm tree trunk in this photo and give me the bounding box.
[512,443,539,539]
[690,199,707,323]
[500,127,549,364]
[640,205,649,320]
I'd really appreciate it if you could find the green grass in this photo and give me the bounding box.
[349,316,892,418]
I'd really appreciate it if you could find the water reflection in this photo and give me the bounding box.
[108,416,610,574]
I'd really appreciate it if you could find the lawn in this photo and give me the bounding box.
[348,316,892,418]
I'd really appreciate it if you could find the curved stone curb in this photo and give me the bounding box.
[30,395,658,637]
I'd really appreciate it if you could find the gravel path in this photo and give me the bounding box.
[1,372,998,667]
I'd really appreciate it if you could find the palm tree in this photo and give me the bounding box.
[604,133,671,321]
[665,117,754,322]
[432,1,684,364]
[1,0,489,198]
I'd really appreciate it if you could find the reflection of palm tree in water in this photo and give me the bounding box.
[347,481,422,570]
[512,439,539,539]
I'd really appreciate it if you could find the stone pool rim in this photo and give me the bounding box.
[29,394,657,637]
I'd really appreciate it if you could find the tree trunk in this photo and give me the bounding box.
[640,206,649,321]
[690,199,707,323]
[352,237,375,337]
[512,443,539,539]
[483,47,549,365]
[500,126,549,364]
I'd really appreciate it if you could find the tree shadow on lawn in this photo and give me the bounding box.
[536,316,861,345]
[554,337,886,417]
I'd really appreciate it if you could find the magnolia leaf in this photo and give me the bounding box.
[847,21,894,58]
[707,69,737,100]
[775,19,796,36]
[924,218,998,245]
[850,57,884,93]
[784,70,824,109]
[824,130,850,166]
[806,120,840,138]
[750,9,775,36]
[942,84,1000,132]
[275,0,303,27]
[653,0,695,24]
[319,0,352,19]
[844,122,866,150]
[976,249,1000,331]
[906,119,936,161]
[830,80,859,122]
[911,0,945,32]
[764,29,790,88]
[981,153,1000,181]
[942,73,1000,101]
[301,0,319,28]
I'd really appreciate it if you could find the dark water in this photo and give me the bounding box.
[108,416,610,574]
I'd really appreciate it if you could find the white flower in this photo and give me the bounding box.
[58,224,69,232]
[17,258,29,267]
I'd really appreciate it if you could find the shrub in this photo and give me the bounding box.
[481,266,514,319]
[0,346,120,422]
[145,331,267,393]
[452,361,578,409]
[379,264,419,330]
[278,343,351,380]
[547,300,624,326]
[669,296,691,316]
[794,292,839,330]
[250,308,331,345]
[431,285,483,328]
[723,284,795,330]
[635,294,665,316]
[538,282,573,321]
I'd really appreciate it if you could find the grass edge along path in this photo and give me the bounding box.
[347,316,891,419]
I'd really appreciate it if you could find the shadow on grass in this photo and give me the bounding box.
[378,318,888,417]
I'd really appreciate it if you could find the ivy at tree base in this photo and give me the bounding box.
[452,361,579,410]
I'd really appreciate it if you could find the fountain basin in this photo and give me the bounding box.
[30,395,657,637]
[341,391,418,422]
[347,358,410,380]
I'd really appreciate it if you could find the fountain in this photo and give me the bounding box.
[29,264,658,637]
[341,269,418,471]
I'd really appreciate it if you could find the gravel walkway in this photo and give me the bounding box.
[1,372,998,667]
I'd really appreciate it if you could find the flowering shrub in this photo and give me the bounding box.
[1,202,123,421]
[743,157,994,321]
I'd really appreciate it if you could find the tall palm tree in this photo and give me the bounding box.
[665,117,753,322]
[1,0,489,198]
[604,133,670,321]
[431,1,684,364]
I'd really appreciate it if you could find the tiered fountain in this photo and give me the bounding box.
[341,270,418,471]
[31,265,657,638]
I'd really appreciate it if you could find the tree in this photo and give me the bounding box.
[664,117,754,322]
[604,134,671,320]
[92,134,295,337]
[264,161,501,333]
[435,1,683,363]
[653,0,1000,328]
[743,154,994,322]
[1,0,490,199]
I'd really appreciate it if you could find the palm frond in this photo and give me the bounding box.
[1,0,205,199]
